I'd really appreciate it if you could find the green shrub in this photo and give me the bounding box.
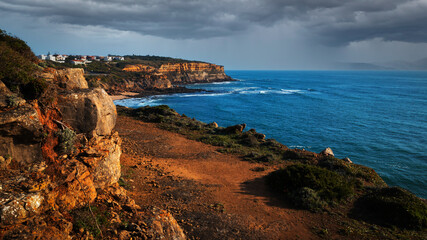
[6,95,20,107]
[351,187,427,229]
[318,155,386,187]
[56,128,76,154]
[198,135,236,147]
[290,187,327,212]
[266,164,355,208]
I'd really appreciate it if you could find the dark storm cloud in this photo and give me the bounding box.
[0,0,426,44]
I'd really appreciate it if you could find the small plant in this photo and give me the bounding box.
[56,127,76,154]
[72,206,110,238]
[6,95,20,107]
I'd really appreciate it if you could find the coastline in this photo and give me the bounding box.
[109,79,235,101]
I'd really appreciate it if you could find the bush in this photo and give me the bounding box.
[318,155,386,187]
[0,29,45,100]
[56,128,76,154]
[351,187,427,229]
[131,105,177,122]
[290,187,327,212]
[266,164,355,208]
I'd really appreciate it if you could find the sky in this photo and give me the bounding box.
[1,0,427,70]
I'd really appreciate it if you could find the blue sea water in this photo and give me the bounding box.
[115,71,427,198]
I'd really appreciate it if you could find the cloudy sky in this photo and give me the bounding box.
[1,0,427,70]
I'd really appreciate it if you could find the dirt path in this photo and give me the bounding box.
[115,115,334,239]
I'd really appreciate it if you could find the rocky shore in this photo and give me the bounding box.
[0,30,426,239]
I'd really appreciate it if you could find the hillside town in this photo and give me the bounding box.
[38,54,125,65]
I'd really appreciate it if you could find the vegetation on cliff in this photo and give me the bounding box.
[0,29,46,99]
[41,54,231,94]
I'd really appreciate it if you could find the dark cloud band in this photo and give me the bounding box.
[0,0,425,44]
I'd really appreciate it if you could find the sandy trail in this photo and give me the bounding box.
[115,115,330,239]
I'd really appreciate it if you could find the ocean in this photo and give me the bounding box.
[115,70,427,198]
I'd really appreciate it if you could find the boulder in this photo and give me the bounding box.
[57,88,117,136]
[223,123,246,134]
[41,68,88,90]
[208,122,218,128]
[56,68,88,90]
[320,147,334,156]
[343,157,352,163]
[0,104,43,164]
[147,208,187,240]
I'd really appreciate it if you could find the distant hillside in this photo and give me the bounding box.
[334,62,391,70]
[334,58,427,70]
[384,58,427,70]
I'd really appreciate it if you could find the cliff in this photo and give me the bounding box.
[98,62,232,94]
[0,69,186,239]
[123,62,231,84]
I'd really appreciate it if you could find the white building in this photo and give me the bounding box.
[38,55,47,60]
[113,56,125,61]
[55,55,66,61]
[71,60,85,65]
[47,55,56,61]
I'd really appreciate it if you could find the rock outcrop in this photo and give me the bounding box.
[57,88,117,136]
[0,102,43,165]
[0,67,187,239]
[103,62,232,93]
[40,68,88,90]
[320,147,334,156]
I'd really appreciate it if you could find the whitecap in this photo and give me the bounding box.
[179,92,231,97]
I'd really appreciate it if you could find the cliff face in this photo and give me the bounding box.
[114,62,232,93]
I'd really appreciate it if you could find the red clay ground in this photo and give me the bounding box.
[115,115,358,240]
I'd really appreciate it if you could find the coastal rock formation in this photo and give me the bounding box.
[57,88,117,136]
[223,123,247,134]
[40,68,88,90]
[110,62,232,93]
[320,147,334,156]
[0,66,189,239]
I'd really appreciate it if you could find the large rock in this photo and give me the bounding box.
[87,132,122,189]
[57,88,117,136]
[223,123,246,134]
[56,68,88,89]
[0,103,43,164]
[41,68,88,90]
[320,147,334,156]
